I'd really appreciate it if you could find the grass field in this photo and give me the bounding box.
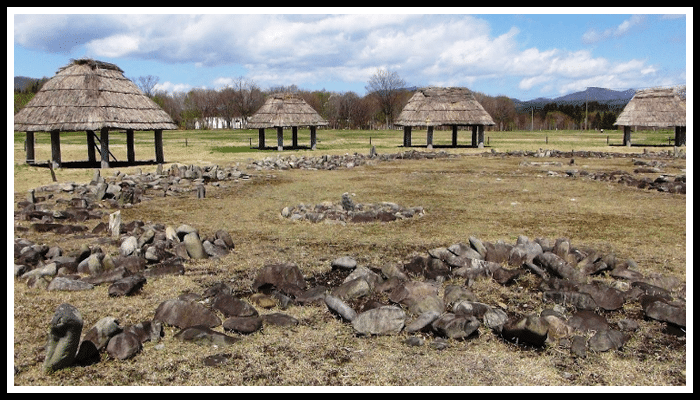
[10,128,688,389]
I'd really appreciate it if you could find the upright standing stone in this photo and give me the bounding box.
[109,211,122,239]
[44,303,83,373]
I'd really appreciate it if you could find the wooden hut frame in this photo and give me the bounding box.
[394,87,495,148]
[14,58,177,168]
[246,93,328,151]
[614,88,686,147]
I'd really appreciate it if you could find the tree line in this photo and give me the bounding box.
[14,69,624,132]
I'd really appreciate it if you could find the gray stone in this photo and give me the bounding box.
[47,276,94,291]
[331,256,357,270]
[174,325,240,346]
[44,303,83,372]
[106,331,142,360]
[108,275,146,297]
[331,277,371,301]
[352,306,406,336]
[501,314,550,347]
[183,231,208,259]
[588,329,629,352]
[431,313,480,340]
[212,293,259,318]
[404,310,441,333]
[153,299,221,329]
[641,295,686,327]
[119,236,139,257]
[222,316,263,334]
[482,307,508,332]
[324,294,357,321]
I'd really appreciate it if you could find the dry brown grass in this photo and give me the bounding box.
[11,129,688,389]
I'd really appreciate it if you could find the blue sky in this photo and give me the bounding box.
[10,8,690,101]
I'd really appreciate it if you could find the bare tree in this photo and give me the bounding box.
[231,77,264,127]
[135,75,160,98]
[365,69,406,129]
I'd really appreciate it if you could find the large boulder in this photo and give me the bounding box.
[153,299,221,329]
[352,306,406,336]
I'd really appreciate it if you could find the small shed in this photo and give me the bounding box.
[614,88,686,146]
[14,58,178,168]
[394,87,495,148]
[246,92,328,151]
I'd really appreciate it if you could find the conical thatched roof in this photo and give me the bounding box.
[394,87,495,127]
[614,88,686,128]
[14,58,177,132]
[247,93,328,128]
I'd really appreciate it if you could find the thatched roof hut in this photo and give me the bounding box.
[614,88,686,146]
[247,92,328,151]
[14,58,177,168]
[394,87,495,148]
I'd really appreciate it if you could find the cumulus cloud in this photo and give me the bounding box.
[581,15,646,44]
[13,13,673,97]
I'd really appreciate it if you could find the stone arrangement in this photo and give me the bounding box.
[13,148,686,374]
[281,193,425,224]
[17,227,686,372]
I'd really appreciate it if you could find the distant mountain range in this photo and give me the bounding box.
[513,87,637,111]
[14,76,39,91]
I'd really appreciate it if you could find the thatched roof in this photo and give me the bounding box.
[614,88,686,128]
[394,87,495,127]
[247,93,329,128]
[14,58,177,132]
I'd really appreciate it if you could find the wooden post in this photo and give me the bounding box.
[623,126,631,147]
[292,126,298,148]
[126,129,135,163]
[154,129,164,163]
[310,126,317,150]
[403,126,412,147]
[471,126,478,147]
[452,126,458,147]
[100,127,110,168]
[50,129,61,167]
[675,126,686,146]
[477,125,485,148]
[426,126,433,149]
[258,128,265,149]
[86,131,96,163]
[25,131,35,164]
[276,127,284,151]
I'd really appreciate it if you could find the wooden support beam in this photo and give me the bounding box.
[310,126,317,150]
[50,129,61,167]
[258,128,265,149]
[477,125,485,148]
[292,126,298,148]
[277,127,284,151]
[100,127,110,169]
[154,129,164,163]
[127,129,135,163]
[623,126,631,147]
[86,131,96,163]
[471,126,478,147]
[675,126,686,146]
[452,126,458,146]
[403,126,412,147]
[426,126,434,149]
[25,131,35,164]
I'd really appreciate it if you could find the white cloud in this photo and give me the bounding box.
[12,13,680,98]
[85,34,141,58]
[154,81,191,94]
[581,15,646,44]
